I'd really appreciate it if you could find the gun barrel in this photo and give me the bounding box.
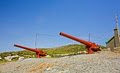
[14,44,38,52]
[60,32,92,47]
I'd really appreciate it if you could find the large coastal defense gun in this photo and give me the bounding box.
[14,44,47,58]
[60,32,100,54]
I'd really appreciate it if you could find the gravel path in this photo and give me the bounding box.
[0,51,120,73]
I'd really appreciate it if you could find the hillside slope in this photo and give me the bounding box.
[0,44,87,62]
[42,44,86,57]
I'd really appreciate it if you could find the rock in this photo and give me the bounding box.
[4,56,12,61]
[4,55,19,61]
[12,55,19,58]
[45,55,51,58]
[18,57,24,61]
[46,68,51,71]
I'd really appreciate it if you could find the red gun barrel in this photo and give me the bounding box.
[60,32,92,47]
[14,44,38,52]
[60,32,99,54]
[14,44,47,58]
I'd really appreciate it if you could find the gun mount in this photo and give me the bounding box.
[60,32,100,54]
[14,44,47,58]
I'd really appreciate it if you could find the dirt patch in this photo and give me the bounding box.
[27,62,56,73]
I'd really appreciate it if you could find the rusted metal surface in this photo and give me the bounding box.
[60,32,100,54]
[14,44,47,58]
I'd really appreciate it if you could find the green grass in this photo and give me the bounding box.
[0,50,36,59]
[41,44,87,57]
[0,44,106,62]
[0,59,7,64]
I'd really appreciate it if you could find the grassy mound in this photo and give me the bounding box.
[0,44,106,63]
[42,44,86,57]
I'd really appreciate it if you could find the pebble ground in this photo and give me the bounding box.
[0,51,120,73]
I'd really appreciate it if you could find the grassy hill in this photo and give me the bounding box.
[0,44,86,59]
[0,44,86,58]
[42,44,87,57]
[0,44,105,63]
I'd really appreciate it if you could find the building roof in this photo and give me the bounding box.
[106,36,114,44]
[106,35,120,44]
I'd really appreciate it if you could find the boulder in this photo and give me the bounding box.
[18,57,24,61]
[45,55,51,58]
[4,55,19,61]
[4,56,12,61]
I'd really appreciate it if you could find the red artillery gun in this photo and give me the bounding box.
[60,32,100,54]
[14,44,47,58]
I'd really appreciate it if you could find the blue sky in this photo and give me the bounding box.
[0,0,120,52]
